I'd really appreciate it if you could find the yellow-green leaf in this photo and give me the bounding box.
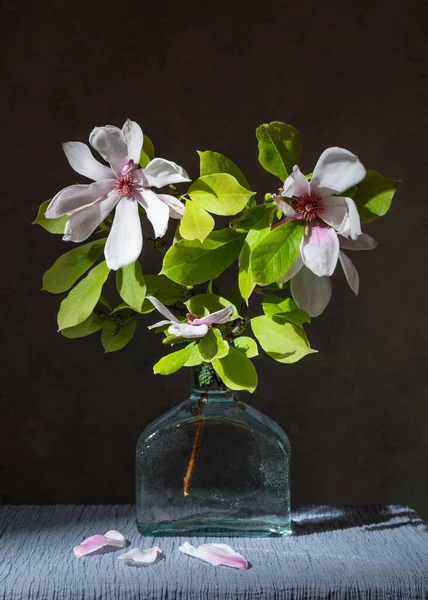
[188,173,255,216]
[101,320,136,353]
[33,200,68,234]
[213,346,258,393]
[116,261,146,312]
[179,200,215,242]
[57,261,110,330]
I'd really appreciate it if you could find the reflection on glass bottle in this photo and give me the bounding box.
[136,365,291,537]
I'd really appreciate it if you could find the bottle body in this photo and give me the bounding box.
[136,371,291,537]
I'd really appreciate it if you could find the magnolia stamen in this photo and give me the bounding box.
[114,175,137,197]
[294,192,324,222]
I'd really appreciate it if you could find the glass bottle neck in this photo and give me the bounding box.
[189,365,235,402]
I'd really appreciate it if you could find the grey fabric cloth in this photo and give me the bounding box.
[1,505,427,599]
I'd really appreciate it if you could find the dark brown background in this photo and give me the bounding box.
[1,0,427,518]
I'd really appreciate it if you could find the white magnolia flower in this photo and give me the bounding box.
[281,233,377,317]
[147,296,236,338]
[45,119,190,270]
[274,147,368,316]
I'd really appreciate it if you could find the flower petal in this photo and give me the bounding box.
[320,195,348,231]
[89,125,129,177]
[337,197,362,240]
[291,265,332,317]
[156,194,185,219]
[146,296,181,323]
[339,233,377,251]
[282,166,310,199]
[74,530,127,557]
[122,119,144,165]
[147,319,174,330]
[179,542,248,570]
[339,251,359,294]
[138,189,170,238]
[311,147,366,195]
[192,305,235,326]
[63,191,120,243]
[301,225,339,277]
[168,323,209,338]
[119,547,162,565]
[105,198,142,270]
[62,142,114,182]
[45,180,115,218]
[274,196,298,220]
[144,157,191,188]
[278,253,304,283]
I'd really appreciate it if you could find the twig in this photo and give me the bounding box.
[183,395,207,497]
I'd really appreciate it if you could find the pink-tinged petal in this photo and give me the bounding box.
[278,253,304,284]
[156,194,185,219]
[339,233,377,251]
[301,225,339,277]
[138,189,170,238]
[320,195,348,231]
[45,180,115,218]
[62,142,114,182]
[89,125,129,177]
[119,547,162,565]
[143,157,191,188]
[192,305,235,326]
[146,296,181,323]
[63,190,120,243]
[168,323,209,338]
[73,530,127,557]
[282,166,310,199]
[311,147,366,196]
[105,198,142,270]
[122,119,144,165]
[339,251,359,295]
[179,542,248,570]
[291,265,332,317]
[337,197,362,240]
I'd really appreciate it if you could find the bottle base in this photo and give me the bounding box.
[137,517,292,537]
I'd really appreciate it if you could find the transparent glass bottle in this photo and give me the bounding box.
[136,365,291,537]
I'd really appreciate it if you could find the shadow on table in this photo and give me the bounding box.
[292,505,426,536]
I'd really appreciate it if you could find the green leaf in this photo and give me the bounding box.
[61,312,105,339]
[256,122,302,180]
[109,303,135,316]
[153,343,195,375]
[161,229,246,285]
[188,174,255,216]
[116,261,146,312]
[99,295,112,310]
[250,221,304,285]
[145,275,182,305]
[262,295,311,326]
[57,261,110,330]
[43,239,106,294]
[185,294,238,318]
[251,315,316,364]
[231,202,277,233]
[198,328,230,362]
[184,344,203,367]
[101,319,136,353]
[33,200,68,234]
[213,346,258,393]
[198,150,251,190]
[139,134,155,168]
[234,336,259,358]
[238,205,277,302]
[353,170,399,223]
[179,199,215,242]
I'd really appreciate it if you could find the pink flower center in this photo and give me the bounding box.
[186,313,197,324]
[114,175,137,197]
[294,193,324,222]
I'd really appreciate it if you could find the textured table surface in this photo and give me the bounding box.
[1,504,428,599]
